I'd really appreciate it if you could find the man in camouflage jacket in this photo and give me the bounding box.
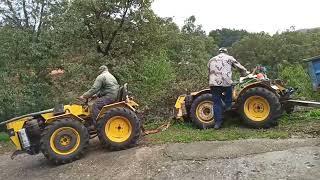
[208,48,249,129]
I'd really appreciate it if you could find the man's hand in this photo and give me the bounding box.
[79,95,87,101]
[246,74,256,78]
[91,94,98,100]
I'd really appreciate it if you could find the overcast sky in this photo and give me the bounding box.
[152,0,320,34]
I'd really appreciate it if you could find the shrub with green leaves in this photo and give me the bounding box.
[279,65,320,101]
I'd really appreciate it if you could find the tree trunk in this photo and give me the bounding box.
[103,0,132,56]
[35,0,46,41]
[22,0,29,27]
[5,0,22,27]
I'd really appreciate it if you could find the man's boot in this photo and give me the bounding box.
[214,121,222,129]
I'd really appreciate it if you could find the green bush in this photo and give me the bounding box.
[279,64,320,101]
[136,52,175,105]
[0,132,9,142]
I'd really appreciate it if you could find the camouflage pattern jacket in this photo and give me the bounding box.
[208,53,248,87]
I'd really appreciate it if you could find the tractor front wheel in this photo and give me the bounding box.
[96,107,141,150]
[239,87,282,128]
[40,119,89,164]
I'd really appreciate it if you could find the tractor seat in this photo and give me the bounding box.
[116,83,128,102]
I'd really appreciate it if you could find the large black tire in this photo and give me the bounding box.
[182,95,193,122]
[40,119,89,165]
[96,107,141,151]
[190,93,215,129]
[239,87,282,128]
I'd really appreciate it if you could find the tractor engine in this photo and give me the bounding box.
[23,119,43,155]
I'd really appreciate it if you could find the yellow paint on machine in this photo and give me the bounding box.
[195,101,214,123]
[105,116,132,143]
[49,127,81,155]
[174,95,186,119]
[41,104,90,123]
[175,95,186,109]
[244,96,270,121]
[6,118,29,150]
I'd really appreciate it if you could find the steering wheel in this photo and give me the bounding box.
[76,97,88,105]
[76,96,98,105]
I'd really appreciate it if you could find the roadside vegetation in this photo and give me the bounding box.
[0,132,11,154]
[146,109,320,143]
[0,132,9,142]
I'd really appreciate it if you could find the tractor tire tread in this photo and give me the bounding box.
[239,87,282,128]
[190,93,215,129]
[40,119,89,165]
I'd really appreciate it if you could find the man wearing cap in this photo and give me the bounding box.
[80,65,120,120]
[208,47,249,129]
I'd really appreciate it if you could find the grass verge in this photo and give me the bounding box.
[0,132,12,154]
[145,109,320,144]
[0,132,9,142]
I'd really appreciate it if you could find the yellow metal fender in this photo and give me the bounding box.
[234,82,280,103]
[96,100,139,120]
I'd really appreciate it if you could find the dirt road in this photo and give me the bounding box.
[0,138,319,180]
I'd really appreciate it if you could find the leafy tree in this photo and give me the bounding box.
[181,15,205,36]
[209,28,249,47]
[0,0,67,41]
[72,0,152,57]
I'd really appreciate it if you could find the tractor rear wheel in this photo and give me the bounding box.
[190,93,215,129]
[96,107,141,150]
[40,119,89,164]
[239,87,282,128]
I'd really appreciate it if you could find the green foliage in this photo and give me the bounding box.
[147,122,289,143]
[72,0,153,57]
[0,27,55,120]
[0,132,9,142]
[147,110,320,143]
[209,28,249,47]
[181,15,205,36]
[138,53,175,104]
[279,65,320,100]
[231,31,320,77]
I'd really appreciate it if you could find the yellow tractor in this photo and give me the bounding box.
[174,67,297,129]
[0,84,141,164]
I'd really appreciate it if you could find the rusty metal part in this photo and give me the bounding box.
[11,150,25,160]
[142,121,172,136]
